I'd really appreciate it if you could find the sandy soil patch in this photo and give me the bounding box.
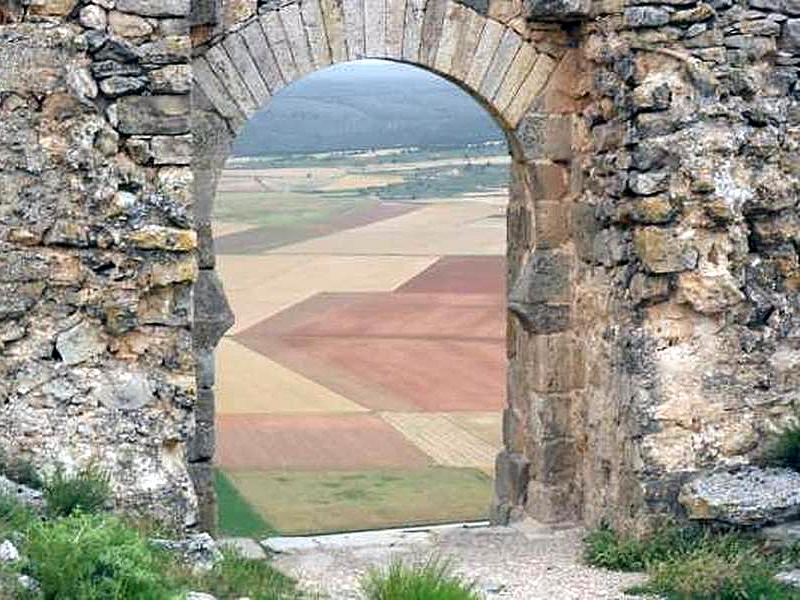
[215,338,366,415]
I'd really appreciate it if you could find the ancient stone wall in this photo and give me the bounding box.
[0,0,199,527]
[0,0,797,534]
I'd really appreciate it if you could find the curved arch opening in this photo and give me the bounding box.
[208,58,511,536]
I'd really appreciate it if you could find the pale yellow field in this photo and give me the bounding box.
[444,412,504,448]
[319,173,405,191]
[215,338,367,415]
[217,254,438,333]
[268,203,506,256]
[212,221,258,238]
[380,412,499,475]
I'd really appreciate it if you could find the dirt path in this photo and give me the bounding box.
[265,520,646,599]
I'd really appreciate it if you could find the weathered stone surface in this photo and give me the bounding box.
[2,0,798,538]
[115,0,190,17]
[193,270,234,350]
[680,467,800,526]
[524,0,590,20]
[0,540,20,563]
[634,227,699,274]
[0,476,42,509]
[150,534,222,572]
[79,5,107,30]
[108,11,154,38]
[117,96,190,134]
[99,76,147,97]
[152,135,192,165]
[56,321,106,366]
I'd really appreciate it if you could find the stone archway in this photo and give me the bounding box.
[2,0,795,537]
[189,0,586,530]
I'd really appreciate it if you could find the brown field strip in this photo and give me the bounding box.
[234,291,506,412]
[216,414,431,470]
[214,202,418,254]
[396,255,507,295]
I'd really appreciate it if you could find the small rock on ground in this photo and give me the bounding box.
[219,537,267,560]
[269,520,646,599]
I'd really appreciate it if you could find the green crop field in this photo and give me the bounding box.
[217,468,493,536]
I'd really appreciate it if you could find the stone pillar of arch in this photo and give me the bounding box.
[190,0,592,530]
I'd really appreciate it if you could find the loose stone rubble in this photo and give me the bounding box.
[150,532,223,572]
[0,0,797,533]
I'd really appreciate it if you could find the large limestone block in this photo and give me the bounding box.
[504,54,556,126]
[117,95,190,134]
[280,3,314,77]
[419,0,448,66]
[239,21,285,94]
[634,227,699,274]
[193,269,234,351]
[223,33,270,107]
[480,27,521,100]
[301,0,333,67]
[193,58,247,127]
[449,8,486,80]
[465,18,504,90]
[385,0,407,58]
[680,467,800,527]
[205,44,258,116]
[364,0,387,57]
[435,2,468,74]
[343,0,366,60]
[116,0,190,16]
[260,11,299,84]
[402,0,427,62]
[321,0,349,62]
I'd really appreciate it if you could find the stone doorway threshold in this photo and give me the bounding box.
[227,519,647,599]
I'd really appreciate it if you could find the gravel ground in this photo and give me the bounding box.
[267,520,647,599]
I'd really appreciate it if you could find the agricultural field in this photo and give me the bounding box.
[212,144,510,536]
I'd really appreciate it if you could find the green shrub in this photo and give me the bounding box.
[23,512,177,600]
[762,422,800,472]
[361,557,481,600]
[583,522,750,572]
[585,523,800,599]
[0,492,37,533]
[630,550,800,600]
[43,463,111,517]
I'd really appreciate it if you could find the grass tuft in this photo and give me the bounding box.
[187,551,301,600]
[361,556,481,600]
[585,522,800,599]
[24,512,177,600]
[43,463,111,518]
